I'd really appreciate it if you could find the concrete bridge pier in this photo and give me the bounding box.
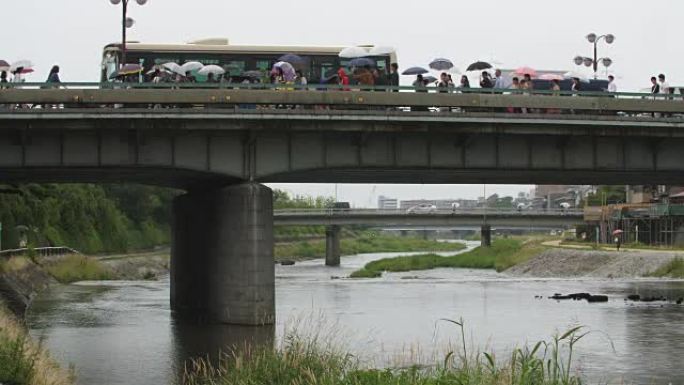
[171,183,275,326]
[325,225,341,266]
[481,225,492,247]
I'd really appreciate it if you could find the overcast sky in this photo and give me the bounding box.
[5,0,679,206]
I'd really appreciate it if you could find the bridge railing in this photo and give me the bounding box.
[0,246,82,259]
[273,208,584,216]
[2,83,684,116]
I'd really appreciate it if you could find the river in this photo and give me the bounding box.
[28,242,684,385]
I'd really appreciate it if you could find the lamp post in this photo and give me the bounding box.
[573,33,615,79]
[109,0,148,67]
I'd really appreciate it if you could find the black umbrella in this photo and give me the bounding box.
[402,66,429,75]
[278,54,306,64]
[466,61,492,71]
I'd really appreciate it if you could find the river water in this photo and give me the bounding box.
[28,242,684,385]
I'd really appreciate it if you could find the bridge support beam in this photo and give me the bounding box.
[171,183,275,326]
[325,225,341,266]
[481,225,492,248]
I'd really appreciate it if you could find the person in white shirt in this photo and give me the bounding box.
[493,69,506,89]
[607,75,617,93]
[658,74,670,95]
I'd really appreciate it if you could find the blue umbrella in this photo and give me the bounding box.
[349,58,376,67]
[278,54,305,64]
[402,66,429,75]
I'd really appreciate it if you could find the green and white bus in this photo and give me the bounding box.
[101,38,397,83]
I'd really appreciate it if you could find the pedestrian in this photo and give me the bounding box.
[493,69,507,89]
[353,65,375,89]
[1,71,8,84]
[295,70,308,88]
[650,76,660,95]
[46,65,61,84]
[437,72,450,92]
[337,68,350,91]
[615,236,621,251]
[388,63,400,92]
[11,68,24,83]
[607,75,617,93]
[413,74,427,92]
[658,74,670,95]
[508,77,520,113]
[206,72,216,84]
[447,74,455,88]
[459,75,470,89]
[571,77,581,93]
[480,71,493,89]
[185,71,196,83]
[547,79,561,114]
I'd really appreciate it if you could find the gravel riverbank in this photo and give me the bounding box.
[505,248,683,278]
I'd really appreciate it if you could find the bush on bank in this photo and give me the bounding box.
[44,255,113,284]
[648,257,684,278]
[181,322,585,385]
[0,303,74,385]
[350,239,542,278]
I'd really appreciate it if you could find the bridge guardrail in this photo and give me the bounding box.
[273,208,584,216]
[0,246,81,259]
[2,84,684,115]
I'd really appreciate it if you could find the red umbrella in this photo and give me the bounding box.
[513,66,537,77]
[539,73,563,81]
[612,229,624,236]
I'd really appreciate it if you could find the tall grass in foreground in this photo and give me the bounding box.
[0,304,74,385]
[182,319,586,385]
[351,239,534,278]
[44,254,113,284]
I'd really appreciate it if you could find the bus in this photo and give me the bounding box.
[101,38,398,84]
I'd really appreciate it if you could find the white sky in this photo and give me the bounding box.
[4,0,678,206]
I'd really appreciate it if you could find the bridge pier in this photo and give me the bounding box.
[325,225,341,266]
[481,225,492,248]
[171,183,275,326]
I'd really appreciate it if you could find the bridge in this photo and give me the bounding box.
[273,208,584,265]
[2,87,682,326]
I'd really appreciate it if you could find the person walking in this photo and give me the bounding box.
[493,69,508,89]
[388,63,400,92]
[46,65,61,85]
[658,74,670,96]
[0,71,8,85]
[337,68,350,91]
[295,70,308,88]
[353,65,375,89]
[412,74,428,111]
[547,79,561,114]
[459,75,470,89]
[480,71,493,89]
[607,75,617,93]
[650,76,660,95]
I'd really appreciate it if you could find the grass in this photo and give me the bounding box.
[647,257,684,278]
[44,254,114,284]
[350,238,546,278]
[0,303,74,385]
[181,319,586,385]
[0,256,32,274]
[275,234,466,260]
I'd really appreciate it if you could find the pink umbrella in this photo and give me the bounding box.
[539,74,564,81]
[271,61,296,82]
[512,66,537,77]
[612,229,624,236]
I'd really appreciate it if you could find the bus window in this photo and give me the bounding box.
[256,60,270,71]
[224,61,246,76]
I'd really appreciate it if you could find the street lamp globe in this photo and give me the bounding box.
[125,17,135,28]
[602,58,613,67]
[136,0,148,4]
[586,33,597,43]
[109,0,122,4]
[574,56,584,66]
[605,34,615,44]
[583,57,594,67]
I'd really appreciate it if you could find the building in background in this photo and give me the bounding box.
[400,199,478,210]
[377,195,399,210]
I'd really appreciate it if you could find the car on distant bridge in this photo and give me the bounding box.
[406,204,438,214]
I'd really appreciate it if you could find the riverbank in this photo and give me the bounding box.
[350,238,543,278]
[275,234,466,261]
[0,302,73,385]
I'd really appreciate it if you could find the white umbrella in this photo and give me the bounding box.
[339,46,369,59]
[368,46,395,56]
[198,65,226,76]
[180,61,204,74]
[564,71,590,83]
[162,62,181,74]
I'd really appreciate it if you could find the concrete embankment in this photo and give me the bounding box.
[98,250,170,280]
[0,258,56,317]
[505,248,683,279]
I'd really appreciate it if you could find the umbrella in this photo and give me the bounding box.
[513,66,537,77]
[349,57,375,67]
[368,46,395,56]
[402,66,429,75]
[272,61,296,81]
[10,60,34,73]
[539,73,564,81]
[563,71,591,83]
[278,54,305,64]
[162,62,182,74]
[180,61,204,74]
[339,46,369,59]
[0,60,9,72]
[612,229,624,235]
[429,58,454,71]
[466,61,492,71]
[423,75,438,83]
[242,70,264,78]
[108,64,143,79]
[198,65,226,76]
